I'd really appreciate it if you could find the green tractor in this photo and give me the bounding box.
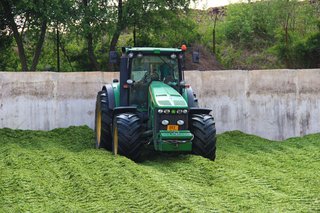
[95,47,216,161]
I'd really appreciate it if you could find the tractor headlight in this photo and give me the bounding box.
[161,120,169,125]
[177,120,184,126]
[158,109,163,114]
[164,109,170,114]
[177,109,182,114]
[182,109,188,114]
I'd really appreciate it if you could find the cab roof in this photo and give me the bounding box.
[125,47,182,54]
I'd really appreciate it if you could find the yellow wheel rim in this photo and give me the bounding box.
[96,109,102,147]
[113,126,118,156]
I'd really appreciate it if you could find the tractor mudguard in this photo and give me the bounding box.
[113,106,137,118]
[189,107,212,115]
[102,84,115,110]
[185,87,198,107]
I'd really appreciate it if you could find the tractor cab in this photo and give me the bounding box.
[126,48,182,110]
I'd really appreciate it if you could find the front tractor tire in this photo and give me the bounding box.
[112,113,142,161]
[95,91,112,150]
[190,114,217,160]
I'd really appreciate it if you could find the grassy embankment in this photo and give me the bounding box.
[0,126,319,212]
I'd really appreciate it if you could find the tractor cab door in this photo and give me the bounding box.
[129,57,153,110]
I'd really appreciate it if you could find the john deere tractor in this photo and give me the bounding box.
[95,47,216,161]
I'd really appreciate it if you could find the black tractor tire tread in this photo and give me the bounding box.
[95,90,112,150]
[191,114,217,160]
[114,113,142,161]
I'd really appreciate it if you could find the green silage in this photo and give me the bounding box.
[0,127,319,212]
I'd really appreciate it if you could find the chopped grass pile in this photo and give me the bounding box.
[0,126,319,212]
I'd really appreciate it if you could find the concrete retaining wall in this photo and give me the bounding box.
[1,70,319,140]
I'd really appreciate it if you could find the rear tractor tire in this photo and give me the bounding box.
[112,113,142,161]
[95,90,113,150]
[190,114,217,160]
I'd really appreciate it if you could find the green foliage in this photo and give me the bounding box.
[0,6,19,71]
[222,2,276,49]
[285,32,320,68]
[197,0,320,69]
[1,0,197,71]
[1,0,320,70]
[122,0,197,48]
[269,0,320,68]
[0,35,19,71]
[128,12,199,47]
[0,0,76,71]
[0,126,319,211]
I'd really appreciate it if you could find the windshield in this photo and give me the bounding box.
[131,55,179,84]
[129,55,179,109]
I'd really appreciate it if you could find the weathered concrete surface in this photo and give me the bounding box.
[0,72,118,130]
[185,69,320,140]
[1,70,319,140]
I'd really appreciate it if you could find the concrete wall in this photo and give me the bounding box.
[0,72,117,130]
[1,70,319,140]
[185,70,320,140]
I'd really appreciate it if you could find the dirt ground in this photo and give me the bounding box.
[184,44,223,71]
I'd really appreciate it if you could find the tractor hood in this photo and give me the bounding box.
[149,81,188,108]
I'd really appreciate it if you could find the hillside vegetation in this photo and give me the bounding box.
[1,126,319,212]
[194,1,320,69]
[1,0,319,71]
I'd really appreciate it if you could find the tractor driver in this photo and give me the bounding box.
[160,63,175,84]
[137,66,160,85]
[132,66,159,107]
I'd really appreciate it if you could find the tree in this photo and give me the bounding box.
[84,0,100,70]
[0,0,49,71]
[109,0,192,51]
[1,0,28,71]
[75,0,112,70]
[209,7,224,54]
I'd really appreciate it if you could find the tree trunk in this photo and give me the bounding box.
[212,28,216,54]
[88,32,100,70]
[110,30,121,51]
[109,0,123,52]
[83,0,100,71]
[108,0,123,70]
[133,24,136,47]
[212,14,218,54]
[56,26,60,72]
[1,0,28,71]
[30,19,47,71]
[284,13,290,68]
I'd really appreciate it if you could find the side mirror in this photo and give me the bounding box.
[179,80,190,88]
[179,53,186,70]
[179,80,186,87]
[192,51,200,63]
[109,51,118,64]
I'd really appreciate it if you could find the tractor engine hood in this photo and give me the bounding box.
[149,81,188,108]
